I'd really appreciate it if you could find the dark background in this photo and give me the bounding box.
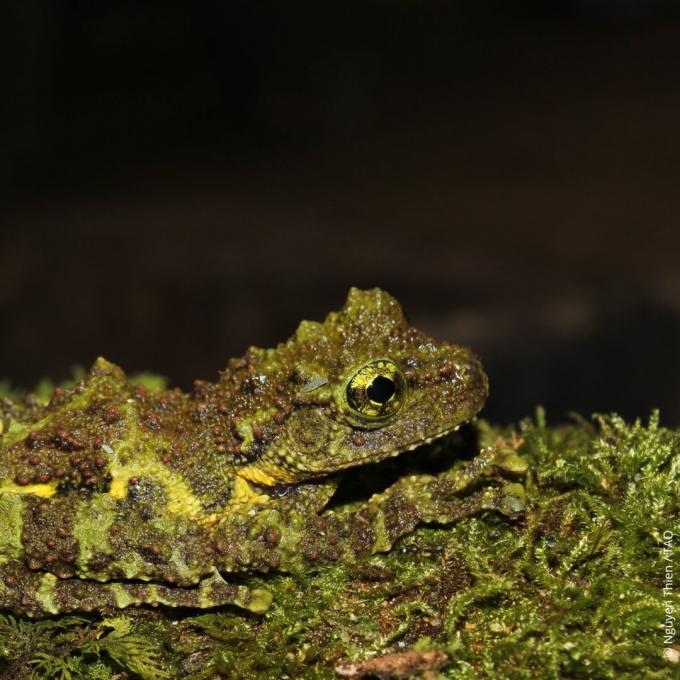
[3,1,680,425]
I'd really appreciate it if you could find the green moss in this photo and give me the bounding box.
[0,370,677,678]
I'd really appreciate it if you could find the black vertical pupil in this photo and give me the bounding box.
[367,375,395,403]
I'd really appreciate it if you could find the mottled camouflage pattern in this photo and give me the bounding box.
[0,288,524,616]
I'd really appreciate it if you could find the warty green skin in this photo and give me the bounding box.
[0,288,525,616]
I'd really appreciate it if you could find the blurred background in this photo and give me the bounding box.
[3,1,680,425]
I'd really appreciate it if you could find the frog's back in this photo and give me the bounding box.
[0,358,228,587]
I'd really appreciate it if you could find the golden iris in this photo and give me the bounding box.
[344,359,406,421]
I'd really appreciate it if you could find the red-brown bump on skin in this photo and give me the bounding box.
[56,527,69,538]
[129,476,140,486]
[37,472,51,483]
[165,575,176,584]
[304,546,319,561]
[95,457,106,467]
[16,474,30,486]
[160,453,171,463]
[264,527,281,546]
[92,437,103,449]
[273,412,286,425]
[327,548,341,561]
[54,468,65,478]
[252,425,264,441]
[103,406,121,423]
[266,554,281,568]
[439,362,454,378]
[28,456,40,466]
[63,552,76,563]
[150,545,161,556]
[352,434,366,447]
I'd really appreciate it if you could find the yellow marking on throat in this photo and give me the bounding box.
[238,463,289,486]
[109,476,129,500]
[0,482,57,498]
[230,475,271,506]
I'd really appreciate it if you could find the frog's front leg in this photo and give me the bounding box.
[215,447,526,573]
[371,444,528,527]
[309,448,525,562]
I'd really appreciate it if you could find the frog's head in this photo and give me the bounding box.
[235,288,488,486]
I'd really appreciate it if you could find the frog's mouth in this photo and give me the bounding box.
[352,420,469,467]
[239,419,471,486]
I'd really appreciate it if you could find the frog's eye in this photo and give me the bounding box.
[344,359,406,421]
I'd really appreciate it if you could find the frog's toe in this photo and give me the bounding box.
[498,482,526,517]
[201,568,273,613]
[495,453,529,475]
[245,588,273,613]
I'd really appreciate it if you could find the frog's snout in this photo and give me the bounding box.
[443,348,489,417]
[461,354,489,401]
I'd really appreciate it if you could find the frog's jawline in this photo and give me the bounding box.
[352,420,467,468]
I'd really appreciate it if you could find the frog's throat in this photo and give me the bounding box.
[238,463,295,487]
